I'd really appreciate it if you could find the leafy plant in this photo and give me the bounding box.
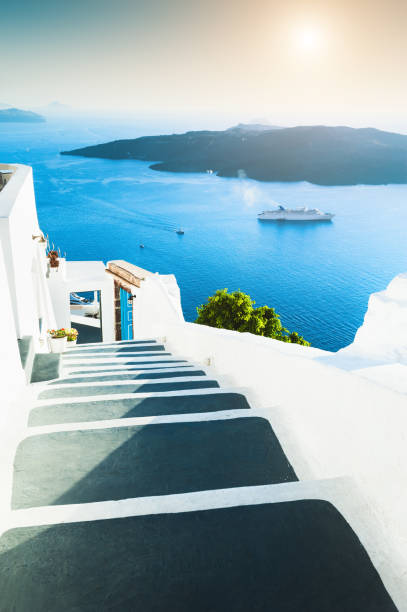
[47,250,60,268]
[195,289,310,346]
[47,328,66,338]
[66,328,78,341]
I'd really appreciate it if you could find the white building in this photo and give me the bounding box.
[0,163,406,610]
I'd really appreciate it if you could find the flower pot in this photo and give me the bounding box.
[49,336,67,353]
[67,339,77,346]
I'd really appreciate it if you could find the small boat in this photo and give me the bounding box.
[175,229,185,235]
[70,293,99,317]
[139,244,145,248]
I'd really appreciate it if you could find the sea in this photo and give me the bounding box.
[1,115,406,352]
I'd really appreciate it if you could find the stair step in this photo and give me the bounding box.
[0,501,395,611]
[62,351,172,368]
[62,354,173,366]
[67,339,158,350]
[67,361,189,374]
[51,368,204,385]
[17,335,35,383]
[37,378,219,400]
[64,344,165,356]
[12,417,296,509]
[28,392,251,426]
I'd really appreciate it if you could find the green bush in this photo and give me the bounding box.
[195,289,310,346]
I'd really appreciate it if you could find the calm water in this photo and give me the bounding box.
[1,117,406,351]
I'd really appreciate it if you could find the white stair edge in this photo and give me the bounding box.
[30,386,257,409]
[61,355,176,368]
[62,351,171,361]
[66,338,159,350]
[0,477,361,529]
[34,375,217,394]
[63,361,192,374]
[25,407,256,436]
[62,343,165,358]
[57,366,205,381]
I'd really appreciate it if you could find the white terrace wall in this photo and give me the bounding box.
[0,164,55,345]
[335,271,407,368]
[134,272,407,592]
[0,241,25,412]
[0,163,57,463]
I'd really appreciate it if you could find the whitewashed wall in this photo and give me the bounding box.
[0,164,57,468]
[0,164,55,345]
[134,271,407,594]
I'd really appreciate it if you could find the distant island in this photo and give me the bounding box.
[61,123,407,186]
[0,108,45,123]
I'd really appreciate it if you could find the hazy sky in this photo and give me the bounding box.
[2,0,407,129]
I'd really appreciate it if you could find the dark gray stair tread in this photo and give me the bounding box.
[30,353,61,383]
[48,370,205,385]
[12,417,296,509]
[70,361,189,374]
[17,336,33,369]
[70,340,157,349]
[0,502,396,612]
[38,379,219,400]
[64,344,165,356]
[29,393,250,426]
[63,352,172,363]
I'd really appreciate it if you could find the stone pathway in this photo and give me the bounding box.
[0,339,397,611]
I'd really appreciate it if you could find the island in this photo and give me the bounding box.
[61,124,407,186]
[0,108,45,123]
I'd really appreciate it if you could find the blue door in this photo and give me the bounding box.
[120,288,133,340]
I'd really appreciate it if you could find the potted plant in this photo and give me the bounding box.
[66,327,78,346]
[47,328,67,353]
[47,250,59,268]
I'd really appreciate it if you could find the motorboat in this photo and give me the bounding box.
[176,229,185,235]
[70,293,99,317]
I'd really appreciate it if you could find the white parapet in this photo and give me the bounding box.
[132,267,407,598]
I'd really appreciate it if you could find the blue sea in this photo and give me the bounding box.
[1,116,406,351]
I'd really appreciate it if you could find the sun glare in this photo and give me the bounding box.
[296,26,322,52]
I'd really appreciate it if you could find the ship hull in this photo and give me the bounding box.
[258,213,334,221]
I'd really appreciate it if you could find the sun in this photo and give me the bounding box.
[295,26,323,52]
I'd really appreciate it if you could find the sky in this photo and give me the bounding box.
[2,0,407,130]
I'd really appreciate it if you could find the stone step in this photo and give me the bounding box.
[37,378,219,400]
[66,361,190,375]
[0,501,395,611]
[62,351,173,367]
[17,335,35,383]
[28,392,251,426]
[64,344,165,356]
[62,354,173,367]
[66,339,158,351]
[12,417,296,509]
[48,368,205,385]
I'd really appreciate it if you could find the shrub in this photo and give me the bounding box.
[66,328,78,341]
[195,289,310,346]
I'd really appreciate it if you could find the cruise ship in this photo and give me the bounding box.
[258,205,334,221]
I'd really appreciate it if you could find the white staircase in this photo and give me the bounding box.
[0,339,397,611]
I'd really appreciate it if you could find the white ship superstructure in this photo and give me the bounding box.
[258,205,334,221]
